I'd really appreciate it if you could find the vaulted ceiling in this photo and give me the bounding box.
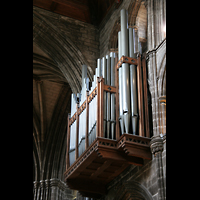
[33,0,122,26]
[33,42,72,181]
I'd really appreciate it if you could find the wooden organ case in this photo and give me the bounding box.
[64,9,152,199]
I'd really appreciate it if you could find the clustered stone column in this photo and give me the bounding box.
[150,135,166,200]
[33,179,74,200]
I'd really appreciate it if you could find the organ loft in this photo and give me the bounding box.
[33,0,166,200]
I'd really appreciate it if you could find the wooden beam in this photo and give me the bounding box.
[88,87,97,103]
[66,114,71,169]
[65,145,98,179]
[85,91,89,149]
[67,178,106,195]
[122,143,152,160]
[52,0,89,11]
[99,77,104,137]
[116,56,138,70]
[97,146,143,166]
[137,54,145,136]
[142,56,150,138]
[96,78,100,137]
[103,84,116,93]
[90,160,113,178]
[50,2,58,11]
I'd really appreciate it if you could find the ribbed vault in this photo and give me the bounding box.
[33,7,93,94]
[33,42,72,182]
[33,7,96,182]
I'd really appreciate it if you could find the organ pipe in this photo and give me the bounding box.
[102,56,107,137]
[118,31,124,135]
[120,9,131,134]
[106,54,111,138]
[110,52,115,139]
[97,58,101,77]
[128,28,138,134]
[82,64,87,87]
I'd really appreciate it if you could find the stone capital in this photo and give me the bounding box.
[33,181,39,189]
[150,135,164,156]
[40,180,45,188]
[45,179,50,187]
[50,178,59,187]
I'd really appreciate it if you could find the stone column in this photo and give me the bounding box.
[150,136,166,200]
[40,180,45,200]
[50,178,59,200]
[33,181,38,200]
[37,183,41,200]
[45,179,50,200]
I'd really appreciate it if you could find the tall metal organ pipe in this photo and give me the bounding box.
[78,65,88,156]
[118,31,124,135]
[106,54,111,138]
[120,9,131,134]
[97,58,101,77]
[102,56,107,137]
[110,52,116,139]
[82,65,87,87]
[128,28,138,134]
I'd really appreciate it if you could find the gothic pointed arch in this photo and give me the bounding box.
[108,0,147,54]
[108,17,120,52]
[128,0,147,51]
[113,180,153,200]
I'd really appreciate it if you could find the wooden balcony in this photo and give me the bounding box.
[64,54,151,198]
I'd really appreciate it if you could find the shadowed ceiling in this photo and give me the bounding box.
[33,0,122,26]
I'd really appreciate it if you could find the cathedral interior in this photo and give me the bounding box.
[33,0,166,199]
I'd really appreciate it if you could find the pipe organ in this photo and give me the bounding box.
[65,9,151,199]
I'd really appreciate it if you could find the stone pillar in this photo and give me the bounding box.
[33,181,39,200]
[147,0,166,50]
[50,178,59,200]
[150,136,166,200]
[40,180,45,200]
[33,179,74,200]
[37,183,41,200]
[45,179,50,200]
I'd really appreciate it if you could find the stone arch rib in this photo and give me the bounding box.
[33,9,93,94]
[114,180,153,200]
[41,85,70,180]
[108,17,120,51]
